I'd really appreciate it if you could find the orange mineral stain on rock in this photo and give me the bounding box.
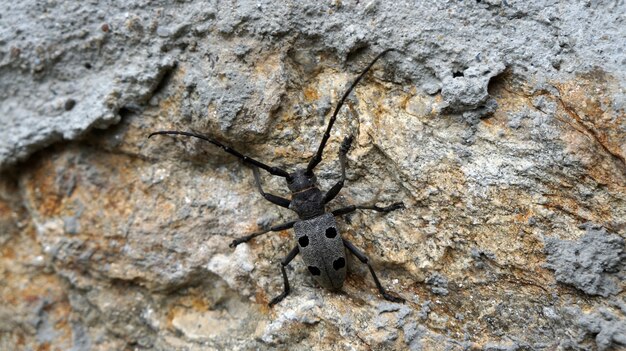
[555,70,625,162]
[552,71,626,190]
[24,158,64,217]
[303,86,319,102]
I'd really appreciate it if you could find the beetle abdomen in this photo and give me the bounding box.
[293,213,347,290]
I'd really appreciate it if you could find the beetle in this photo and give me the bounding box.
[149,49,405,305]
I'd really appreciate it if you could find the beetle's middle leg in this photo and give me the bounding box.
[343,239,404,303]
[323,135,353,204]
[331,202,404,217]
[269,245,300,306]
[230,220,297,248]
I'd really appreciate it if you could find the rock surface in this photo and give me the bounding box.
[1,1,625,350]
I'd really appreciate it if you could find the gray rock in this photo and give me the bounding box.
[544,223,625,297]
[425,273,449,296]
[2,1,625,171]
[577,307,626,351]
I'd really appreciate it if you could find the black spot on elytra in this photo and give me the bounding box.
[333,257,346,270]
[308,266,321,276]
[325,227,337,238]
[299,235,309,247]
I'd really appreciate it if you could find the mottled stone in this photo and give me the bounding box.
[544,223,624,297]
[1,1,625,350]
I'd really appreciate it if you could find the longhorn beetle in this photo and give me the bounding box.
[149,49,405,305]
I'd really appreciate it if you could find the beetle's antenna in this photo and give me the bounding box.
[148,130,290,178]
[306,48,401,174]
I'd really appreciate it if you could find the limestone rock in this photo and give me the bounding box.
[1,1,625,350]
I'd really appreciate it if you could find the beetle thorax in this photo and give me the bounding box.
[287,168,325,219]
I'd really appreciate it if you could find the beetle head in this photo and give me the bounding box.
[287,168,317,193]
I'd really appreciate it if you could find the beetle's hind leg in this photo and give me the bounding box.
[269,245,300,306]
[343,239,404,303]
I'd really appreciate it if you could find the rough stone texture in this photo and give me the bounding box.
[544,223,625,298]
[1,1,626,350]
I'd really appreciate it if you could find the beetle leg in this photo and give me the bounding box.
[269,245,300,306]
[343,239,404,303]
[252,166,290,208]
[331,202,404,217]
[229,220,297,248]
[323,135,353,204]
